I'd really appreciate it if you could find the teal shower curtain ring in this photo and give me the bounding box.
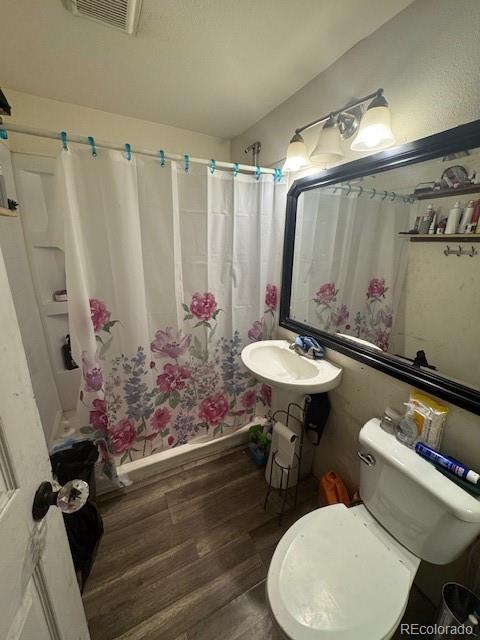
[124,143,132,161]
[255,166,261,181]
[87,136,97,157]
[233,162,239,177]
[60,131,68,150]
[357,186,363,198]
[370,188,376,199]
[345,183,352,196]
[184,154,190,172]
[209,159,216,174]
[274,167,283,183]
[0,128,8,140]
[382,190,388,200]
[159,150,165,167]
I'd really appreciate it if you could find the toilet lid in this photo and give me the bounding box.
[267,504,411,640]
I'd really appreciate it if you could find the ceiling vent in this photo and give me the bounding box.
[62,0,142,35]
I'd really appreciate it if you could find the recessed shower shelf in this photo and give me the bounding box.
[399,233,480,243]
[0,206,17,217]
[57,369,79,377]
[42,301,69,316]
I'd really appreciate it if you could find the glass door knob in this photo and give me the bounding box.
[32,479,89,521]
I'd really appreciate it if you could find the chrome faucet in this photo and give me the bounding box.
[289,336,324,360]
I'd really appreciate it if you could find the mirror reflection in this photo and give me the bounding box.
[291,147,480,389]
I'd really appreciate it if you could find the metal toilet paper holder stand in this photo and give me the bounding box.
[264,398,310,526]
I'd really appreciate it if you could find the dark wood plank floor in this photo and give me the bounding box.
[84,447,313,639]
[84,446,434,640]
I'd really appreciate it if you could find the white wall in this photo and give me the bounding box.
[4,89,231,161]
[233,0,480,605]
[394,238,480,388]
[232,0,480,168]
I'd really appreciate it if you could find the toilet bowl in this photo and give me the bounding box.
[266,418,480,639]
[266,503,419,640]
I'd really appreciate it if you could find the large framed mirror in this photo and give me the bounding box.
[280,120,480,414]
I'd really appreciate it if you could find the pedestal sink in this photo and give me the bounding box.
[241,339,342,394]
[241,339,342,488]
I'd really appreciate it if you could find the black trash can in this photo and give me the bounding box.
[50,441,103,591]
[435,583,480,639]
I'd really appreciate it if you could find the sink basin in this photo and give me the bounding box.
[241,340,342,394]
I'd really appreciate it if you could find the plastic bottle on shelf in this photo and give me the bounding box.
[445,201,462,234]
[419,204,435,234]
[459,200,475,233]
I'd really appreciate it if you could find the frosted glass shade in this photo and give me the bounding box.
[310,120,344,168]
[351,104,395,151]
[284,134,309,171]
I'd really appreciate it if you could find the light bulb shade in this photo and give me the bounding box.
[310,118,344,168]
[351,96,395,151]
[284,133,308,171]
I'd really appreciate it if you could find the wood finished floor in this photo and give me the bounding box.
[84,447,435,640]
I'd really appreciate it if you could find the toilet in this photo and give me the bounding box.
[267,418,480,639]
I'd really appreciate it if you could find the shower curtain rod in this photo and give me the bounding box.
[0,122,277,175]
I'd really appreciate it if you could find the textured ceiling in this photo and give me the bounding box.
[0,0,413,138]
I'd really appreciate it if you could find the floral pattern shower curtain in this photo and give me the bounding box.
[52,148,286,478]
[292,188,409,351]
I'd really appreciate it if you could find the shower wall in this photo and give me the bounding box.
[1,88,233,446]
[0,144,62,441]
[12,153,81,415]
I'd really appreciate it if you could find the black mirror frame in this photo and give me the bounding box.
[280,119,480,415]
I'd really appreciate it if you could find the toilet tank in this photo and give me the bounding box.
[359,419,480,564]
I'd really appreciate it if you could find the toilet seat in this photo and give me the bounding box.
[267,503,413,640]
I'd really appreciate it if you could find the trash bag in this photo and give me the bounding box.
[50,440,103,591]
[50,440,98,498]
[63,502,104,592]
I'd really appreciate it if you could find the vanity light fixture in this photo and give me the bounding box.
[284,132,309,171]
[350,94,395,151]
[284,88,395,171]
[310,116,344,168]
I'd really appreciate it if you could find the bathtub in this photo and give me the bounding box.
[51,411,266,492]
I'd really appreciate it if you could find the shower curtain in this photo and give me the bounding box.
[293,188,409,351]
[52,147,286,478]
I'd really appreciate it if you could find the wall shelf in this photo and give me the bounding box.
[399,233,480,243]
[411,184,480,200]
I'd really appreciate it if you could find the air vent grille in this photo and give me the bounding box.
[64,0,142,34]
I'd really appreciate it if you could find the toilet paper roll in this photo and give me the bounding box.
[265,421,298,489]
[273,421,297,469]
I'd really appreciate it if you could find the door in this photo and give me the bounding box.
[0,242,89,639]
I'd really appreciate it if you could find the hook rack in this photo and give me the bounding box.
[443,244,478,257]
